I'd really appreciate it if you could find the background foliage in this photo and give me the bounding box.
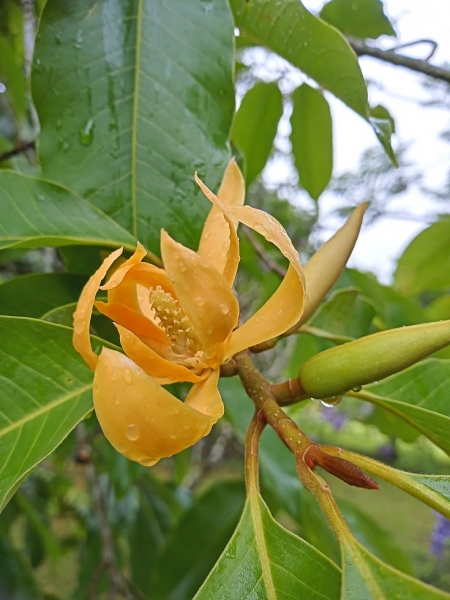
[1,0,450,598]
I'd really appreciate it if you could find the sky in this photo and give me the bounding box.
[269,0,450,283]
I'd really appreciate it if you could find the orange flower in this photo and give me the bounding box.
[73,159,305,466]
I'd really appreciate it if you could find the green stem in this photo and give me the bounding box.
[245,412,265,494]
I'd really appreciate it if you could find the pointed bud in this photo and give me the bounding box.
[303,445,379,490]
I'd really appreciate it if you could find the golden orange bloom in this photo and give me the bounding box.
[73,159,306,466]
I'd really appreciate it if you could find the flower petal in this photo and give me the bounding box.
[95,301,171,355]
[116,324,209,384]
[106,262,176,313]
[196,160,244,285]
[100,242,147,291]
[161,230,239,357]
[184,368,223,420]
[93,348,218,465]
[299,202,367,325]
[225,206,306,358]
[73,247,123,370]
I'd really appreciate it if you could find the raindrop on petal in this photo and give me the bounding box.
[125,424,140,441]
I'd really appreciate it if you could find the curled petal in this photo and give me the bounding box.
[225,206,305,358]
[93,348,219,465]
[196,161,243,285]
[100,242,147,291]
[107,262,175,312]
[95,301,171,355]
[161,230,239,357]
[299,202,367,325]
[116,324,209,384]
[184,369,223,419]
[73,247,123,370]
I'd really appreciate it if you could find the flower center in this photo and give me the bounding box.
[148,286,202,358]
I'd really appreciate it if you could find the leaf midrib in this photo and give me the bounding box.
[130,0,143,238]
[0,383,92,439]
[250,489,277,599]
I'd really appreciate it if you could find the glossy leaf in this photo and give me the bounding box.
[230,0,368,118]
[291,84,333,200]
[194,488,341,599]
[150,480,246,600]
[32,0,234,256]
[305,288,376,343]
[341,537,450,599]
[0,317,94,512]
[231,82,283,184]
[353,359,450,455]
[335,268,425,328]
[0,34,27,120]
[0,171,136,251]
[320,0,396,40]
[395,219,450,295]
[0,273,87,317]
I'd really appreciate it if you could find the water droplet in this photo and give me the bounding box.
[56,118,62,130]
[204,231,211,239]
[183,424,190,431]
[352,385,362,392]
[320,395,342,408]
[37,193,45,202]
[0,82,6,94]
[195,297,205,307]
[111,372,117,382]
[220,303,230,315]
[179,262,187,273]
[125,424,140,441]
[54,32,62,44]
[79,118,94,146]
[141,458,158,467]
[170,433,177,440]
[114,398,120,406]
[123,368,132,384]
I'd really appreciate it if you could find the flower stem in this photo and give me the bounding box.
[245,412,266,494]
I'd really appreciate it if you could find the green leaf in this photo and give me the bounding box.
[0,34,27,120]
[395,219,450,295]
[32,0,234,256]
[291,84,333,200]
[335,268,425,328]
[0,317,94,512]
[231,82,283,185]
[0,171,136,251]
[0,273,87,317]
[341,537,450,599]
[194,488,341,599]
[151,481,246,600]
[370,115,397,167]
[305,288,376,343]
[352,359,450,455]
[230,0,368,118]
[319,0,396,40]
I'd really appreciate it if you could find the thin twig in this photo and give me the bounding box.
[0,140,35,163]
[347,36,450,85]
[243,226,286,279]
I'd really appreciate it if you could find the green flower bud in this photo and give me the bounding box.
[298,321,450,399]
